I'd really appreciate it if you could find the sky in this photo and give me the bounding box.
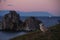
[0,0,60,16]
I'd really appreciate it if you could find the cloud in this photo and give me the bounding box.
[7,4,13,6]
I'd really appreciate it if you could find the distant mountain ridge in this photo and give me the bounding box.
[18,12,52,16]
[0,10,52,16]
[0,10,9,16]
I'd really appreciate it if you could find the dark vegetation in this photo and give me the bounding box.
[11,24,60,40]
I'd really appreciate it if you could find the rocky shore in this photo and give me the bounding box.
[1,11,42,32]
[10,24,60,40]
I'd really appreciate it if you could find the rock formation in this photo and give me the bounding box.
[23,17,42,31]
[2,11,23,31]
[58,20,60,24]
[39,23,48,32]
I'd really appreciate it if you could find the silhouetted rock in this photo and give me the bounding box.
[58,20,60,24]
[2,11,23,31]
[23,16,42,31]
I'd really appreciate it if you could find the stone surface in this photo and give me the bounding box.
[2,11,23,31]
[23,17,42,31]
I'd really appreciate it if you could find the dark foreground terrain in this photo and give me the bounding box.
[10,24,60,40]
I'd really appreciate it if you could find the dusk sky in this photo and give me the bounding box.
[0,0,60,16]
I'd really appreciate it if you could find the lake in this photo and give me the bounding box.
[0,31,27,40]
[0,16,60,40]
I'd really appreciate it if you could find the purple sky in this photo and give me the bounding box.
[0,0,60,16]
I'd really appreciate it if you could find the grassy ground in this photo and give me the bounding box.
[11,24,60,40]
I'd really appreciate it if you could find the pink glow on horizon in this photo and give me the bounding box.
[0,0,60,16]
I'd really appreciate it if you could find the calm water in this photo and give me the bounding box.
[0,17,60,40]
[0,31,26,40]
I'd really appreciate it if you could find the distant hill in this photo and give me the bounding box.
[17,11,53,17]
[0,10,52,16]
[0,10,9,16]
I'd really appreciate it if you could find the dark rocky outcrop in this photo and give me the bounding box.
[2,11,23,31]
[1,11,42,32]
[22,17,42,31]
[58,20,60,24]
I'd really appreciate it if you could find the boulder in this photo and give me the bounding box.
[39,23,48,32]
